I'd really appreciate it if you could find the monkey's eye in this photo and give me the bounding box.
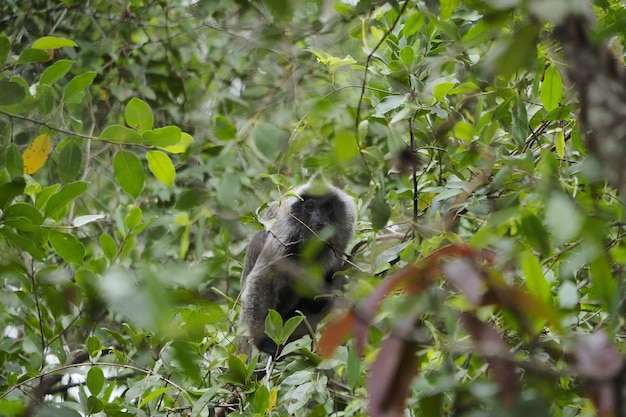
[303,200,317,211]
[322,201,334,212]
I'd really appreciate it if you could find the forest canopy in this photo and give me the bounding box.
[2,0,626,416]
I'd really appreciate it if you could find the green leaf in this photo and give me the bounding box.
[4,202,44,225]
[402,12,423,36]
[0,35,9,65]
[32,36,78,50]
[440,0,459,19]
[36,84,56,115]
[541,65,562,112]
[125,98,154,133]
[399,46,415,68]
[545,193,582,245]
[283,315,304,339]
[0,80,26,106]
[100,233,117,261]
[86,367,105,395]
[160,132,194,154]
[44,181,88,218]
[40,60,73,85]
[519,213,550,255]
[496,25,537,79]
[265,0,292,21]
[5,144,24,178]
[521,251,551,304]
[332,130,360,162]
[49,230,86,264]
[432,82,455,101]
[146,150,175,186]
[265,309,284,344]
[218,355,248,386]
[252,122,284,160]
[139,387,173,407]
[590,256,618,313]
[511,94,528,148]
[217,171,241,208]
[16,48,51,64]
[253,385,270,414]
[0,228,46,260]
[62,71,97,104]
[58,141,83,183]
[555,130,565,159]
[453,120,474,141]
[374,95,407,116]
[99,125,144,144]
[347,342,361,390]
[214,115,237,140]
[0,178,26,211]
[86,396,104,414]
[113,150,144,199]
[370,193,391,231]
[142,126,181,147]
[124,205,142,230]
[87,336,101,357]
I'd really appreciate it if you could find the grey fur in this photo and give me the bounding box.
[239,180,357,355]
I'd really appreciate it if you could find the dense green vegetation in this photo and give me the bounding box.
[2,0,626,416]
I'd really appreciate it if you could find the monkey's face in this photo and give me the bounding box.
[291,195,339,235]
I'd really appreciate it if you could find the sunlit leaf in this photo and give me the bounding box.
[142,126,181,147]
[125,98,154,133]
[146,150,175,186]
[99,125,143,144]
[32,36,78,50]
[541,65,562,112]
[521,251,551,304]
[160,132,194,154]
[440,0,459,19]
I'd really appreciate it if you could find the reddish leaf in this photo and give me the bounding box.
[442,258,485,305]
[584,381,616,417]
[368,316,420,417]
[462,313,517,408]
[317,311,356,357]
[575,332,623,379]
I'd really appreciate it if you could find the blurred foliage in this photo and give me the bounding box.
[1,0,626,416]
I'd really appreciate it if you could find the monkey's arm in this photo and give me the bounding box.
[241,230,268,283]
[239,264,281,353]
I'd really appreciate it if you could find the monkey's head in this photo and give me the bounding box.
[286,179,357,245]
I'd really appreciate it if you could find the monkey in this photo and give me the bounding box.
[238,178,357,355]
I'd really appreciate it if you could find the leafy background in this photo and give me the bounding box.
[1,0,626,416]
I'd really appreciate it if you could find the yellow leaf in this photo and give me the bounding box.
[267,387,278,413]
[23,133,52,174]
[555,130,565,159]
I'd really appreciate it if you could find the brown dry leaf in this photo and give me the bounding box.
[368,316,420,417]
[23,133,52,174]
[443,258,485,305]
[317,311,356,357]
[462,313,517,408]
